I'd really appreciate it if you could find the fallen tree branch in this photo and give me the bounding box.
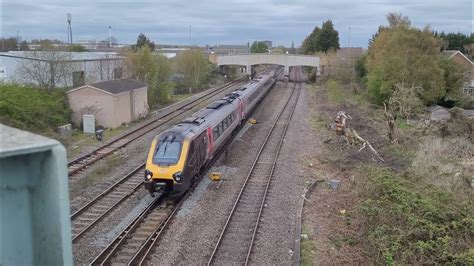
[334,111,385,162]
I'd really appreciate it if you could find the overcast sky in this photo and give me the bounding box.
[1,0,472,48]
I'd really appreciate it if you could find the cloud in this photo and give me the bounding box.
[2,0,472,47]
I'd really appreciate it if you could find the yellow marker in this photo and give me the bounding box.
[248,118,257,124]
[209,172,222,181]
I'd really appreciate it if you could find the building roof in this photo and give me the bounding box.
[89,79,147,94]
[441,50,473,64]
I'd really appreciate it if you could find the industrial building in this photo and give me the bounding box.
[66,79,148,129]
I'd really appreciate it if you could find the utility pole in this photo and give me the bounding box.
[108,26,112,47]
[16,31,20,51]
[189,25,192,47]
[348,26,351,48]
[67,13,72,44]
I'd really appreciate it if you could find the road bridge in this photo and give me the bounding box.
[209,53,320,75]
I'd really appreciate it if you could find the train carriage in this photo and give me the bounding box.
[144,67,283,196]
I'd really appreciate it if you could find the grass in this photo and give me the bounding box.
[300,225,316,266]
[69,154,125,198]
[171,92,194,103]
[326,79,345,104]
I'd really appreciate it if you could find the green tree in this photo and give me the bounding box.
[316,20,340,53]
[174,49,213,93]
[0,37,18,52]
[366,14,445,105]
[250,41,269,53]
[135,33,155,51]
[68,44,87,52]
[439,32,474,54]
[438,57,467,106]
[126,47,172,105]
[302,20,339,54]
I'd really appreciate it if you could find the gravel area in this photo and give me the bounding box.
[249,82,314,265]
[71,83,243,265]
[143,81,296,265]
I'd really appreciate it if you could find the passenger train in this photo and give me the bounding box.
[144,67,283,196]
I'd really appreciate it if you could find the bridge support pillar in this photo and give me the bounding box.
[284,65,290,76]
[245,65,251,75]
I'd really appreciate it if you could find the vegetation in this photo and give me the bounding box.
[125,47,173,106]
[134,33,156,51]
[69,154,125,198]
[0,37,29,52]
[438,57,467,107]
[302,20,340,54]
[250,41,269,53]
[174,49,216,94]
[357,166,473,265]
[0,83,70,133]
[68,44,87,52]
[434,31,474,54]
[366,14,445,105]
[326,79,344,104]
[15,48,79,89]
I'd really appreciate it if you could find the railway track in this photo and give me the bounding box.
[68,78,244,177]
[70,163,145,242]
[207,78,301,265]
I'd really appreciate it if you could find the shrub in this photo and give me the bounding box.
[0,83,70,133]
[358,168,473,265]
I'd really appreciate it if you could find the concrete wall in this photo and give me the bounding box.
[67,86,115,128]
[67,85,149,129]
[214,54,320,75]
[113,92,132,128]
[131,87,149,120]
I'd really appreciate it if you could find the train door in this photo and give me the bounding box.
[195,131,208,169]
[238,99,244,120]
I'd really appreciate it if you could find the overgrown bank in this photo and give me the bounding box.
[0,83,70,134]
[301,81,473,265]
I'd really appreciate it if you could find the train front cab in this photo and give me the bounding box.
[144,130,208,196]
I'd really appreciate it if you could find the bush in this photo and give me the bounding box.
[358,168,473,265]
[0,83,70,133]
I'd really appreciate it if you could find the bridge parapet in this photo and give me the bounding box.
[211,53,320,75]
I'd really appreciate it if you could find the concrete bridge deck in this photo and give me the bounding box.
[209,53,320,75]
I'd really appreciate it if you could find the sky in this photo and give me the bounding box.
[1,0,473,48]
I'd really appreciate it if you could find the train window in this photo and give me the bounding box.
[153,139,182,165]
[213,127,219,140]
[219,122,224,134]
[223,117,229,128]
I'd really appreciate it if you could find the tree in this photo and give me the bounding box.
[15,49,79,89]
[302,20,339,54]
[0,37,18,52]
[438,57,467,106]
[316,20,340,53]
[126,47,173,105]
[386,12,411,28]
[68,45,87,52]
[174,49,213,93]
[135,33,155,51]
[290,41,296,54]
[366,14,445,105]
[438,32,474,54]
[250,41,268,53]
[302,26,321,54]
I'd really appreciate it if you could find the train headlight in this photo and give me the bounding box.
[172,171,182,182]
[145,170,153,181]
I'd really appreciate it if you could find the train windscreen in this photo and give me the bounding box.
[153,139,182,165]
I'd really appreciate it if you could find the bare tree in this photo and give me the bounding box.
[15,50,80,89]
